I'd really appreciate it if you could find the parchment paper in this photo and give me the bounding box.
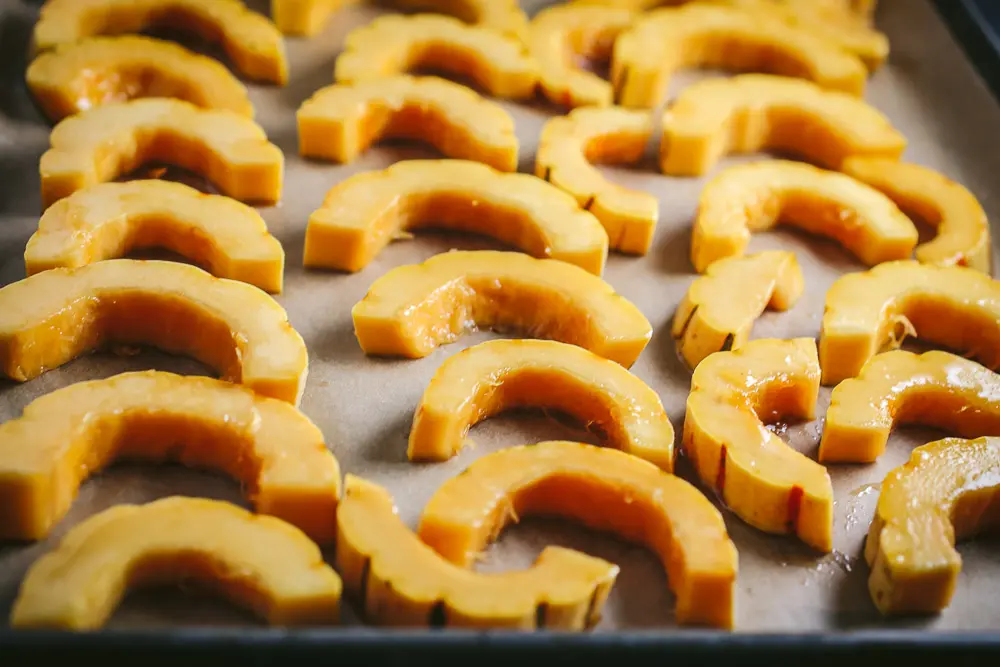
[1,0,999,633]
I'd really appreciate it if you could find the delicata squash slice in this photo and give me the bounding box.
[535,107,657,255]
[865,436,1000,616]
[0,259,308,404]
[40,98,283,209]
[25,180,285,293]
[382,0,530,41]
[819,261,1000,386]
[272,0,356,36]
[820,351,1000,463]
[304,159,608,275]
[337,475,617,629]
[297,75,518,172]
[351,250,652,367]
[660,75,906,177]
[682,338,834,552]
[10,497,342,629]
[408,339,674,470]
[0,370,340,542]
[692,160,917,272]
[417,441,739,628]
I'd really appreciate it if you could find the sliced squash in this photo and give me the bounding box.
[692,160,917,272]
[304,159,608,275]
[10,497,341,629]
[382,0,529,41]
[0,259,307,405]
[351,250,652,367]
[40,98,283,209]
[673,251,804,369]
[272,0,357,36]
[297,75,518,171]
[535,107,657,255]
[682,338,833,551]
[25,180,285,293]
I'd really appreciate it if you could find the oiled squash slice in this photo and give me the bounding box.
[40,98,283,209]
[10,497,342,629]
[865,436,1000,616]
[297,75,518,172]
[408,339,674,469]
[25,180,285,293]
[272,0,357,36]
[528,4,635,109]
[535,107,657,255]
[304,160,608,275]
[33,0,288,84]
[26,36,253,122]
[659,74,905,177]
[0,259,307,405]
[382,0,530,41]
[842,157,991,273]
[335,14,538,100]
[337,475,617,629]
[0,370,339,542]
[692,160,917,272]
[682,338,833,551]
[351,250,652,367]
[610,4,867,109]
[673,251,804,369]
[417,441,738,628]
[819,261,1000,386]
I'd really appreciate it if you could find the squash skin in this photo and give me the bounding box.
[10,497,342,629]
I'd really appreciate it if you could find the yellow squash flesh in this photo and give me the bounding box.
[381,0,529,41]
[272,0,357,36]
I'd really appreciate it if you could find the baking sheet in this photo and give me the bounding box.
[1,0,1000,633]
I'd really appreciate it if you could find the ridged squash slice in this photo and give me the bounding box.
[0,259,307,405]
[304,159,608,275]
[25,180,285,293]
[351,250,652,367]
[39,98,283,209]
[297,75,518,171]
[866,436,1000,616]
[334,14,537,100]
[336,475,617,629]
[408,339,673,469]
[535,107,657,255]
[819,261,1000,386]
[660,75,906,177]
[417,441,738,628]
[692,160,917,272]
[10,497,342,629]
[382,0,529,41]
[272,0,356,36]
[682,338,834,551]
[673,251,804,369]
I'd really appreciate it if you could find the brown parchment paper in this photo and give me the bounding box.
[1,0,1000,633]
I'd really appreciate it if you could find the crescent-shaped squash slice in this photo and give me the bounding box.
[659,74,906,177]
[351,250,652,367]
[39,98,283,209]
[610,4,867,109]
[0,259,307,405]
[26,36,253,122]
[535,107,657,255]
[672,251,804,369]
[334,14,537,100]
[865,436,1000,616]
[304,159,608,275]
[682,338,833,551]
[33,0,288,84]
[25,180,285,293]
[842,157,992,273]
[417,441,738,628]
[382,0,529,41]
[528,4,635,109]
[0,370,339,542]
[692,160,917,272]
[819,261,1000,386]
[272,0,356,36]
[297,75,518,172]
[408,339,673,469]
[820,351,1000,463]
[336,475,617,629]
[10,497,342,629]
